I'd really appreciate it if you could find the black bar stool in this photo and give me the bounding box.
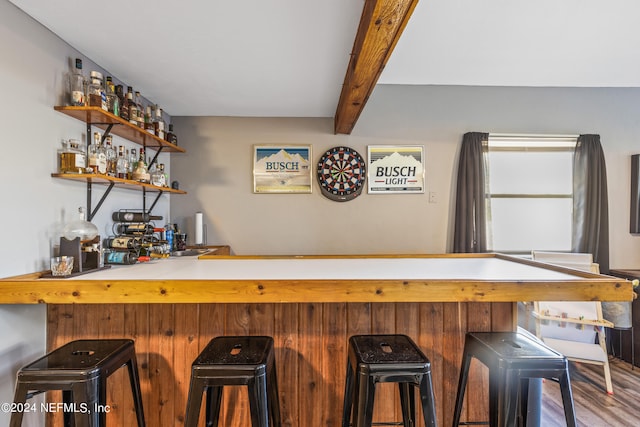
[10,339,145,427]
[341,334,437,427]
[184,335,281,427]
[452,331,577,427]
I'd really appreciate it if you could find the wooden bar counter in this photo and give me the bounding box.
[0,253,633,427]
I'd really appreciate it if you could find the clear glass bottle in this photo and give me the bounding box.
[165,123,178,146]
[69,58,85,106]
[128,148,137,179]
[144,105,154,134]
[116,145,128,179]
[63,207,99,242]
[105,76,119,116]
[132,148,150,183]
[104,135,117,176]
[159,163,167,187]
[88,132,101,173]
[150,162,163,187]
[126,86,137,126]
[135,91,144,128]
[58,139,86,174]
[87,71,107,110]
[153,106,166,140]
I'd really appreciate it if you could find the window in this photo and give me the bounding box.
[485,135,577,254]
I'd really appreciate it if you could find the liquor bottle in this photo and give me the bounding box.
[153,106,166,140]
[150,162,163,187]
[104,250,138,265]
[159,163,167,187]
[112,211,163,222]
[58,139,86,174]
[88,132,101,173]
[103,236,143,250]
[96,136,107,175]
[116,145,128,179]
[135,91,144,128]
[87,71,107,110]
[131,148,150,183]
[69,58,85,106]
[105,76,119,116]
[165,123,178,146]
[128,148,137,179]
[104,135,117,177]
[126,87,137,126]
[117,85,128,121]
[63,207,99,241]
[144,105,154,134]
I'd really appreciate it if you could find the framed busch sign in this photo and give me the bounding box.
[253,145,312,193]
[367,145,425,194]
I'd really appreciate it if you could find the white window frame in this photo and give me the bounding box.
[485,134,578,255]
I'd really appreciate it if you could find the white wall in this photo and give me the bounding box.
[172,85,640,268]
[0,1,170,424]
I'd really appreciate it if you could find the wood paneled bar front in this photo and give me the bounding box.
[0,253,632,427]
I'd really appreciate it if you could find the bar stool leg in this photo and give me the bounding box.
[419,373,437,427]
[126,356,146,426]
[499,369,519,427]
[341,362,355,427]
[452,351,472,427]
[398,382,415,427]
[559,373,577,427]
[488,370,501,427]
[205,386,223,427]
[354,372,376,427]
[71,379,97,427]
[184,377,206,427]
[267,363,282,427]
[247,374,269,427]
[9,382,28,427]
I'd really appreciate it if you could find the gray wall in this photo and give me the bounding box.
[172,85,640,267]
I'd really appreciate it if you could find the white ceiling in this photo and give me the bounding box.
[8,0,640,118]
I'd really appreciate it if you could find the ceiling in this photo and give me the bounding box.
[8,0,640,121]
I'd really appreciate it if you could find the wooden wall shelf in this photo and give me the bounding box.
[54,106,185,152]
[51,173,187,194]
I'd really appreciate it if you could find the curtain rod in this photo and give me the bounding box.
[489,133,579,139]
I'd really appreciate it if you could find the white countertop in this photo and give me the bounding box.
[73,255,581,282]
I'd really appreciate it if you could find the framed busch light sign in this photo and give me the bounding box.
[367,145,425,193]
[253,145,313,193]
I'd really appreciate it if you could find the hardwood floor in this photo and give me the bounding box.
[541,357,640,426]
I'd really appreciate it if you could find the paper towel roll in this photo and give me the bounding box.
[194,212,203,245]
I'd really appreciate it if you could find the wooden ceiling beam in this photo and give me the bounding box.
[334,0,419,134]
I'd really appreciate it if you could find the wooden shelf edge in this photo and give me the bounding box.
[54,106,185,153]
[51,173,187,194]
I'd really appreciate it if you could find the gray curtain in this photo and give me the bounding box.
[453,132,489,253]
[571,135,629,327]
[572,134,609,273]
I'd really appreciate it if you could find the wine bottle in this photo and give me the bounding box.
[103,236,143,250]
[112,212,163,222]
[104,251,138,265]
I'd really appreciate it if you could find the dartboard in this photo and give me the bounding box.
[316,146,366,202]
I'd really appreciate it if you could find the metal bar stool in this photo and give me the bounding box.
[452,331,577,427]
[184,335,281,427]
[10,339,145,427]
[341,334,437,427]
